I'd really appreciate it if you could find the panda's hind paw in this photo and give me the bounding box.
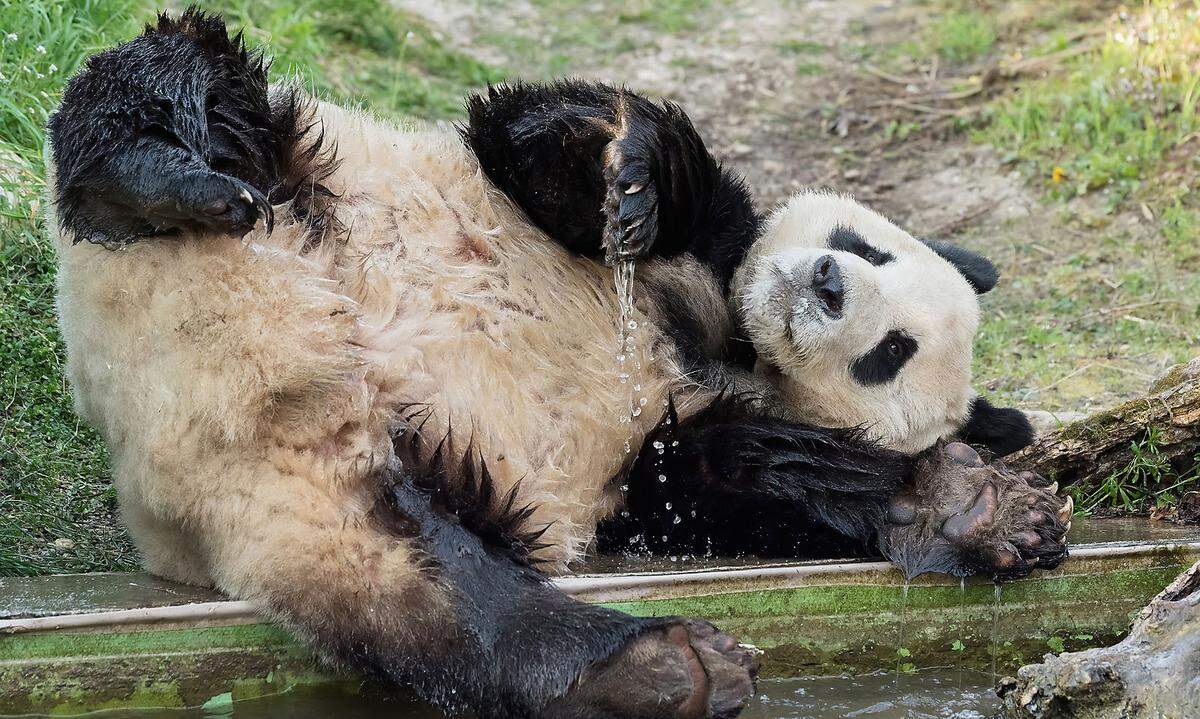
[547,618,758,719]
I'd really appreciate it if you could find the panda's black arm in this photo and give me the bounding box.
[463,81,762,290]
[597,396,913,557]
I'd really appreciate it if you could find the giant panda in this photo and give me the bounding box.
[46,10,1069,719]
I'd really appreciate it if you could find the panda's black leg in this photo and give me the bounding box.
[599,397,913,558]
[600,398,1069,581]
[365,436,759,719]
[464,82,761,287]
[48,9,296,247]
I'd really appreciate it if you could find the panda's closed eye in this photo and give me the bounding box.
[850,330,918,386]
[828,226,894,266]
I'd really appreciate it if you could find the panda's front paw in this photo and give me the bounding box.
[159,172,274,238]
[67,159,275,249]
[601,133,660,265]
[880,442,1070,581]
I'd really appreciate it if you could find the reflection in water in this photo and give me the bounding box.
[55,671,1000,719]
[576,517,1200,575]
[741,671,1000,719]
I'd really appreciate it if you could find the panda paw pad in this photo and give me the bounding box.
[882,442,1070,581]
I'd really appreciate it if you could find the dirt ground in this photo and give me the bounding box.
[395,0,1194,416]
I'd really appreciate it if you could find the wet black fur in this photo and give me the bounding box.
[463,80,762,290]
[598,394,914,557]
[958,395,1037,457]
[389,406,553,566]
[48,8,337,246]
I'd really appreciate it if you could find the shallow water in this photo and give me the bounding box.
[742,671,1000,719]
[37,670,1000,719]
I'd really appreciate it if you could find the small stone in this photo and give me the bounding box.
[52,538,75,550]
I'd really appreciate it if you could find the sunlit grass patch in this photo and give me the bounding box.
[929,9,997,63]
[202,0,504,118]
[980,0,1200,212]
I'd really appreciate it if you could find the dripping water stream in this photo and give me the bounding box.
[614,258,640,457]
[893,579,910,687]
[957,577,966,689]
[989,583,1003,684]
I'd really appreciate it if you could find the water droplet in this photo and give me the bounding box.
[627,320,638,331]
[638,397,647,406]
[652,441,665,450]
[690,510,697,517]
[671,440,680,446]
[665,502,673,510]
[658,474,667,483]
[662,536,669,543]
[620,484,629,492]
[632,407,642,417]
[633,384,641,391]
[623,440,631,453]
[673,515,682,525]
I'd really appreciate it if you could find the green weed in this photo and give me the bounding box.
[929,9,997,63]
[1068,428,1200,514]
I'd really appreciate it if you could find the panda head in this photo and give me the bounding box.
[731,191,1026,455]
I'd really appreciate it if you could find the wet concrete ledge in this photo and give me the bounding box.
[2,539,1199,715]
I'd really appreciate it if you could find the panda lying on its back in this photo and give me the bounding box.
[47,10,1068,719]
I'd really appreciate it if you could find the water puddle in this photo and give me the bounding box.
[741,670,1000,719]
[26,671,1001,719]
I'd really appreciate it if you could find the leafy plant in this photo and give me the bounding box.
[1070,428,1200,514]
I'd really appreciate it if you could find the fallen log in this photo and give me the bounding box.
[997,559,1200,718]
[1009,358,1200,492]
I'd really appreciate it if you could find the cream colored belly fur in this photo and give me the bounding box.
[52,101,692,583]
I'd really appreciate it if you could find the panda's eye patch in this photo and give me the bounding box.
[850,330,918,386]
[828,226,894,266]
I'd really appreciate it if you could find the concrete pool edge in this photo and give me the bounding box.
[3,540,1199,715]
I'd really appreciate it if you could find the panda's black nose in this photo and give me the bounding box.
[812,254,844,318]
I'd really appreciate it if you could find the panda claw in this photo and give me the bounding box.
[625,182,644,194]
[1058,496,1074,522]
[1047,481,1059,495]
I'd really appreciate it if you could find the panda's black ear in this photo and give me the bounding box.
[958,395,1035,457]
[923,240,998,294]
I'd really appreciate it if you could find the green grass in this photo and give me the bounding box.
[929,9,997,63]
[979,0,1200,211]
[0,0,503,576]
